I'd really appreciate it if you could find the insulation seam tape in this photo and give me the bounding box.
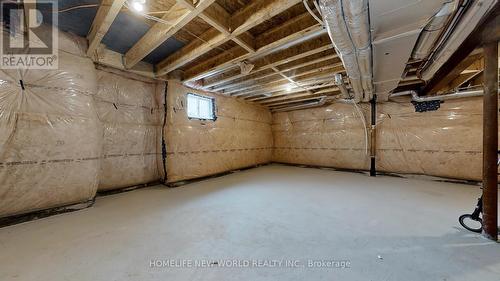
[167,147,274,155]
[273,147,481,154]
[0,153,161,167]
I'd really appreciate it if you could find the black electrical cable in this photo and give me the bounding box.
[370,94,377,177]
[161,83,168,184]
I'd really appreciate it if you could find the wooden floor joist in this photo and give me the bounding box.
[215,59,341,94]
[209,50,338,92]
[156,0,303,76]
[240,78,339,99]
[84,0,344,108]
[124,0,216,69]
[258,87,340,104]
[182,12,326,82]
[232,67,343,97]
[82,0,492,109]
[87,0,126,58]
[202,35,334,89]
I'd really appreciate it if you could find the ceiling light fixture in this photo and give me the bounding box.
[131,0,145,12]
[286,85,293,92]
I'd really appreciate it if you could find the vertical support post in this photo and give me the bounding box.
[370,94,377,177]
[482,41,498,241]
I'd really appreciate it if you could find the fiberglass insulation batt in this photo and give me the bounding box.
[273,97,494,181]
[0,31,101,217]
[94,69,164,191]
[165,80,273,182]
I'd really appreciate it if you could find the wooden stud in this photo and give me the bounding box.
[87,0,126,58]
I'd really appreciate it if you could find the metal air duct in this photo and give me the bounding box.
[411,0,459,61]
[319,0,373,103]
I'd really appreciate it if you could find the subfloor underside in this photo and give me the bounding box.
[0,165,499,281]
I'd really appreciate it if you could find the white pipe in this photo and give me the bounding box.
[389,89,486,102]
[272,96,328,112]
[313,0,323,19]
[304,0,324,26]
[250,28,327,61]
[334,73,350,98]
[352,99,369,155]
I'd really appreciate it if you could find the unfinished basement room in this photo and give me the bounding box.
[0,0,499,280]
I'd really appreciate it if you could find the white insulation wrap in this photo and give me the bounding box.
[165,80,273,183]
[0,30,101,218]
[95,70,164,191]
[273,97,498,181]
[319,0,373,102]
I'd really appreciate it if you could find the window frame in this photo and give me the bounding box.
[186,93,217,121]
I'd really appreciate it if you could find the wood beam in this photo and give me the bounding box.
[266,92,340,107]
[156,0,303,76]
[229,0,301,34]
[240,77,339,99]
[423,52,483,94]
[248,82,338,101]
[481,41,498,241]
[233,67,344,97]
[183,12,324,82]
[201,35,333,89]
[260,88,340,105]
[124,0,216,69]
[223,62,342,95]
[421,4,499,95]
[255,12,319,50]
[94,45,156,79]
[211,50,337,93]
[215,56,340,93]
[186,2,257,52]
[233,32,256,53]
[251,86,338,102]
[87,0,126,58]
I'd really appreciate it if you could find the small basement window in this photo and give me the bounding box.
[186,93,216,121]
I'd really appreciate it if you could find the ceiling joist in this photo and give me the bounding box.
[124,0,216,69]
[183,12,326,82]
[156,0,303,76]
[87,0,126,58]
[201,35,334,89]
[84,0,344,109]
[212,55,339,93]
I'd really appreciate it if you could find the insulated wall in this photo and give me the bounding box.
[273,97,491,181]
[94,69,164,191]
[0,31,101,217]
[273,102,370,170]
[165,80,273,182]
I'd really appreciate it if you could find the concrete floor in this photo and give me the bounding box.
[0,165,499,281]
